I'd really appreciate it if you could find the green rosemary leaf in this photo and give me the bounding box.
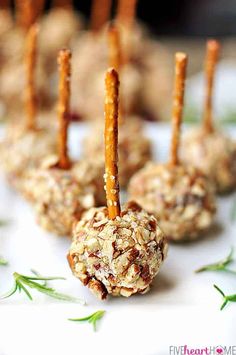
[25,279,82,303]
[214,284,225,297]
[0,219,10,227]
[183,105,236,125]
[221,110,236,124]
[0,282,18,299]
[0,271,85,304]
[195,247,235,274]
[213,284,236,310]
[18,274,84,303]
[230,199,236,222]
[23,275,66,281]
[69,310,105,331]
[183,105,199,123]
[227,294,236,302]
[30,269,48,286]
[0,256,8,266]
[28,269,65,286]
[214,284,228,310]
[17,281,33,301]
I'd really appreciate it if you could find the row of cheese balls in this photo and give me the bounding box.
[1,21,236,300]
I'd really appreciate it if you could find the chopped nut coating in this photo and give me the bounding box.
[68,201,167,299]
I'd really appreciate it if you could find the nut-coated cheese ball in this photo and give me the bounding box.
[0,10,12,34]
[39,8,83,75]
[0,126,57,189]
[23,156,96,236]
[71,24,172,121]
[128,163,216,242]
[181,128,236,193]
[72,158,106,206]
[68,201,167,299]
[82,117,152,187]
[71,29,142,120]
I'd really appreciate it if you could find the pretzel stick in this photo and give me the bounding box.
[108,23,122,71]
[104,68,121,219]
[116,0,137,28]
[108,23,125,123]
[169,52,187,166]
[57,49,71,170]
[202,40,220,133]
[52,0,72,9]
[35,0,45,18]
[116,0,137,65]
[24,23,38,130]
[16,0,44,29]
[90,0,112,32]
[0,0,10,8]
[15,0,33,29]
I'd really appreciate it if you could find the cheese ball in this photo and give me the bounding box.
[0,10,13,38]
[39,8,83,75]
[1,111,57,141]
[68,201,168,299]
[181,127,236,193]
[0,125,57,189]
[0,58,50,116]
[128,163,216,242]
[71,23,172,121]
[0,26,24,68]
[0,10,18,69]
[72,158,106,206]
[0,27,24,117]
[71,32,142,120]
[83,117,152,187]
[0,9,82,118]
[140,40,172,121]
[119,22,172,121]
[22,156,96,236]
[0,24,54,117]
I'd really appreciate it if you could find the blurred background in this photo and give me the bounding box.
[15,0,236,75]
[1,0,236,121]
[4,0,236,74]
[74,0,236,36]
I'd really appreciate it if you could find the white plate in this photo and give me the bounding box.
[0,123,235,355]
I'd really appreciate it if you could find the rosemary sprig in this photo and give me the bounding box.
[0,219,10,227]
[0,271,85,304]
[214,284,236,310]
[195,247,236,274]
[183,106,199,123]
[68,310,105,331]
[230,199,236,222]
[0,256,8,266]
[183,104,236,125]
[221,110,236,124]
[30,269,48,286]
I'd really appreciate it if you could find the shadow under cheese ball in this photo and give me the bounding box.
[128,53,216,242]
[68,68,167,299]
[181,40,236,194]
